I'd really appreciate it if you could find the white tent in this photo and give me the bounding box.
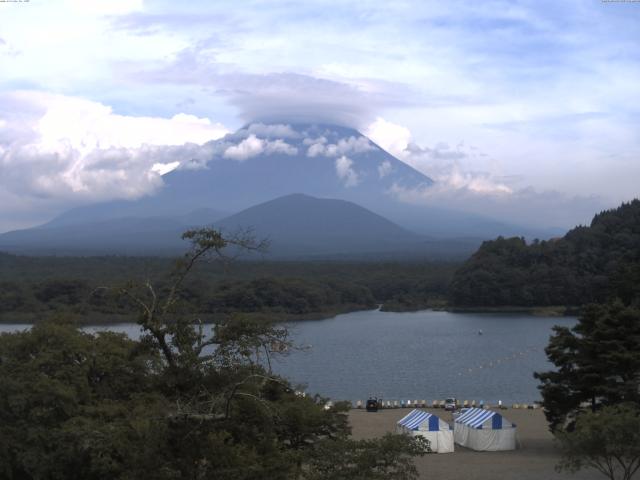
[396,409,454,453]
[453,408,517,451]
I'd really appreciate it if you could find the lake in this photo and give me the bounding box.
[0,309,574,405]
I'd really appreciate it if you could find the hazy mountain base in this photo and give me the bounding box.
[6,200,636,325]
[0,194,485,260]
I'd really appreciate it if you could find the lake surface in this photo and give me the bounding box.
[0,309,574,404]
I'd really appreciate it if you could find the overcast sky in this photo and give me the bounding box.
[0,0,638,232]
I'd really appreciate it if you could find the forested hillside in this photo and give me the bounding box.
[450,200,640,307]
[0,255,456,322]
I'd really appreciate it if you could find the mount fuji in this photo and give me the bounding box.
[0,123,551,257]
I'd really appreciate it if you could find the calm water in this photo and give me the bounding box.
[0,309,574,404]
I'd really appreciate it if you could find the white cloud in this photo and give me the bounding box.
[0,91,228,170]
[246,122,299,139]
[335,155,359,187]
[31,94,227,153]
[365,116,513,195]
[392,166,512,197]
[265,138,298,156]
[0,90,228,206]
[336,136,374,155]
[223,134,298,161]
[305,137,328,157]
[151,160,180,175]
[306,135,374,157]
[365,117,412,159]
[223,134,264,161]
[0,1,636,233]
[447,171,512,195]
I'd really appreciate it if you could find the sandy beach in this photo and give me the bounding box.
[349,408,602,480]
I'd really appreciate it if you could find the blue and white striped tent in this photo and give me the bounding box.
[396,409,454,453]
[454,408,517,451]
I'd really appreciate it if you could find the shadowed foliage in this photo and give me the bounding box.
[450,200,640,307]
[556,404,640,480]
[535,301,640,431]
[0,228,427,479]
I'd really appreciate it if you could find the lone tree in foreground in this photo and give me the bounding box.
[534,301,640,431]
[536,301,640,480]
[0,228,428,480]
[556,404,640,480]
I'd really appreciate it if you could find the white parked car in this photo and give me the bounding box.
[444,398,457,411]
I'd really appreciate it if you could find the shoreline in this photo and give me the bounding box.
[440,305,579,316]
[0,303,579,326]
[0,304,377,326]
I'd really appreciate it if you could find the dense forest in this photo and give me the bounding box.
[0,229,428,479]
[450,200,640,307]
[0,254,457,323]
[3,199,639,321]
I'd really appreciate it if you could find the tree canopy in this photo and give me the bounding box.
[0,252,456,323]
[556,403,640,480]
[450,200,640,307]
[0,228,428,479]
[535,301,640,431]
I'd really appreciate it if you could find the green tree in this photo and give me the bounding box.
[0,281,26,312]
[0,319,162,480]
[450,199,640,307]
[556,404,640,480]
[0,228,427,479]
[303,434,428,480]
[535,301,640,431]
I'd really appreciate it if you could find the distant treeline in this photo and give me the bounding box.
[4,200,638,320]
[0,255,457,322]
[449,200,640,307]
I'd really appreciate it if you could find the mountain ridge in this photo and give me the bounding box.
[0,122,559,256]
[0,193,485,259]
[214,193,422,257]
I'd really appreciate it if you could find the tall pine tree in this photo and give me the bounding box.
[535,301,640,431]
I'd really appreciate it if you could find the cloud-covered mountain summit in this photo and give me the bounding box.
[0,122,557,256]
[46,123,434,227]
